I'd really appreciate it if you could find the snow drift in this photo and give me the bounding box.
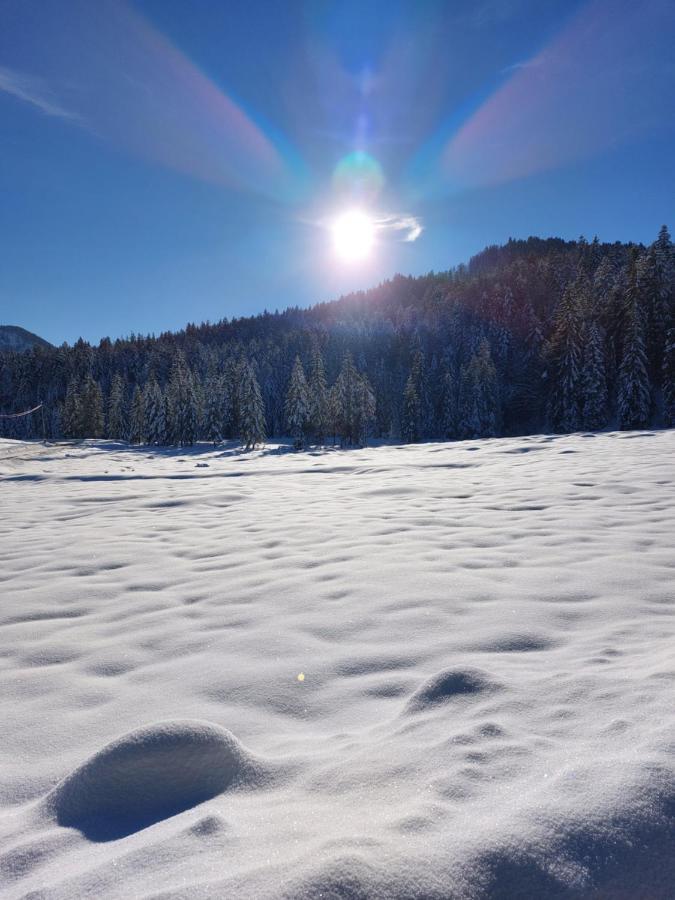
[47,720,264,841]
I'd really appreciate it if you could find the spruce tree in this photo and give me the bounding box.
[354,373,376,446]
[222,357,241,438]
[61,378,82,439]
[440,371,458,439]
[107,373,127,440]
[238,360,266,449]
[459,339,500,438]
[547,283,584,432]
[635,250,662,382]
[653,225,674,313]
[326,383,340,446]
[332,352,375,446]
[402,374,421,443]
[661,328,675,428]
[408,349,430,437]
[128,385,145,444]
[202,371,224,445]
[167,352,198,446]
[580,322,608,430]
[144,374,166,445]
[284,356,310,449]
[308,347,329,444]
[617,277,651,430]
[79,375,104,438]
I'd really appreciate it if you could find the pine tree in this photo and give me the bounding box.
[547,283,584,432]
[459,339,500,438]
[402,374,421,443]
[663,328,675,427]
[79,375,104,438]
[144,374,166,445]
[307,347,329,444]
[128,385,145,444]
[284,356,310,449]
[107,373,127,440]
[580,322,608,430]
[618,274,651,430]
[238,360,266,449]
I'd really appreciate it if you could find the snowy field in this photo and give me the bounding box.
[1,430,674,899]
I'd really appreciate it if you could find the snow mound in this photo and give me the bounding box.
[47,720,260,840]
[406,667,500,713]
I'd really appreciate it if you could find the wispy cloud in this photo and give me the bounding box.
[377,215,423,243]
[0,66,80,121]
[501,56,544,75]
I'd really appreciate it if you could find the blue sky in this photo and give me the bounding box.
[1,0,673,345]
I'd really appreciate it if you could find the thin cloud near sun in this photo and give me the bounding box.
[376,214,423,243]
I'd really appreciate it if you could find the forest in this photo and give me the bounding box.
[1,229,673,448]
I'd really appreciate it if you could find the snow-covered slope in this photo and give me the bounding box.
[0,325,51,353]
[0,431,673,898]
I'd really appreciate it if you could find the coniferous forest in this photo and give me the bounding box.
[1,230,674,448]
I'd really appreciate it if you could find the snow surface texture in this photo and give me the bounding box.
[0,431,674,898]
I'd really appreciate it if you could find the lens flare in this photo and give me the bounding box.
[331,209,375,262]
[332,151,384,203]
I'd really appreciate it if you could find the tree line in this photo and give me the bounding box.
[1,228,673,448]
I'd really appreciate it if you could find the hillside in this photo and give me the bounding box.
[0,430,673,897]
[0,231,673,444]
[0,325,51,354]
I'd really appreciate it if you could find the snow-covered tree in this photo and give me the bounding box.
[167,352,198,446]
[649,227,675,382]
[61,378,81,439]
[79,375,104,438]
[128,385,145,444]
[144,374,165,445]
[308,347,329,444]
[618,276,651,430]
[459,339,500,438]
[332,352,375,446]
[107,373,127,440]
[202,370,224,445]
[661,328,675,428]
[547,283,584,432]
[440,371,458,439]
[284,356,310,449]
[238,360,266,449]
[580,322,608,431]
[401,374,421,443]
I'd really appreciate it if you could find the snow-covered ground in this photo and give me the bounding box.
[0,431,674,898]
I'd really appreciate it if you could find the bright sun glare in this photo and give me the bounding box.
[331,209,375,262]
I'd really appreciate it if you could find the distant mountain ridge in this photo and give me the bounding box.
[0,326,52,353]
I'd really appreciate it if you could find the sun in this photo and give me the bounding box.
[331,209,375,262]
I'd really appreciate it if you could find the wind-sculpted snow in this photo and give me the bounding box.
[47,721,265,841]
[0,431,674,897]
[405,667,500,713]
